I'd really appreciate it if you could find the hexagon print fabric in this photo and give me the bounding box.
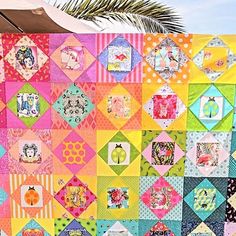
[0,33,236,235]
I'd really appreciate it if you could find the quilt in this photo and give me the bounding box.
[0,33,236,235]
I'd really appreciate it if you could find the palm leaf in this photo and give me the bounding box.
[56,0,185,33]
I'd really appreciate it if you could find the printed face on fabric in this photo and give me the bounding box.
[0,33,236,236]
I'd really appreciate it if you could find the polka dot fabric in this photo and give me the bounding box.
[143,34,192,84]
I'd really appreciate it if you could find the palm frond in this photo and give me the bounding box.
[56,0,185,33]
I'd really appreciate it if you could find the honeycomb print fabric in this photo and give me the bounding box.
[0,33,236,235]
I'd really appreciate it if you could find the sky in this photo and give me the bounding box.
[46,0,236,34]
[162,0,236,34]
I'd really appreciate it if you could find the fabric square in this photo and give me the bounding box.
[202,47,228,72]
[97,176,139,220]
[139,177,184,221]
[107,45,132,72]
[97,83,141,130]
[60,45,84,71]
[153,94,177,119]
[196,143,219,167]
[52,83,94,128]
[143,34,192,83]
[145,38,188,81]
[188,84,234,131]
[107,95,131,119]
[97,34,143,83]
[144,84,186,128]
[50,34,96,82]
[185,132,230,177]
[10,174,53,218]
[15,45,39,71]
[141,131,186,176]
[20,185,43,208]
[154,46,180,72]
[192,37,236,82]
[108,142,131,166]
[199,96,224,121]
[6,82,51,129]
[51,82,96,129]
[151,141,175,165]
[17,92,40,118]
[53,130,96,175]
[3,34,49,82]
[107,187,129,209]
[183,177,227,222]
[97,130,140,176]
[140,177,182,220]
[54,175,96,218]
[193,188,216,212]
[19,140,42,164]
[143,83,188,130]
[8,129,52,175]
[55,218,96,236]
[52,129,96,176]
[65,185,87,208]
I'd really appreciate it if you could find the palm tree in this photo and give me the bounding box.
[55,0,185,33]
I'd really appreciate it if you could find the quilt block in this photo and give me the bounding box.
[0,33,236,236]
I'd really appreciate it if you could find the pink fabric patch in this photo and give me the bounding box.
[54,176,96,218]
[141,177,182,219]
[53,131,95,174]
[142,131,185,176]
[153,94,177,119]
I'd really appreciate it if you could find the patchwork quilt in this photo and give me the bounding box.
[0,33,236,235]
